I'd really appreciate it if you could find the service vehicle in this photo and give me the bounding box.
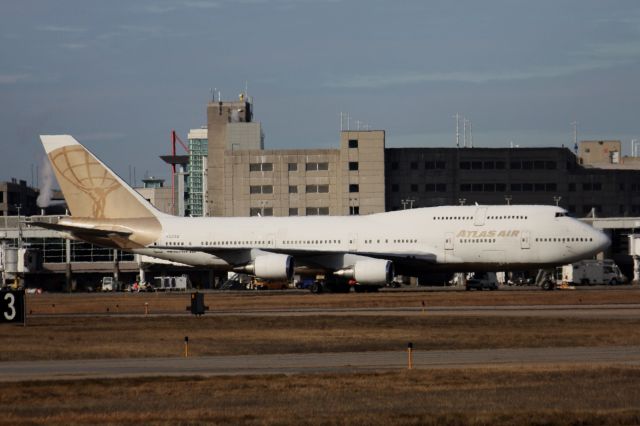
[560,259,626,286]
[465,272,499,291]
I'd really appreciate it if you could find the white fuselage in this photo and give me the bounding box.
[135,205,609,274]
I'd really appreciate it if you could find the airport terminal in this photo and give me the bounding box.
[2,95,640,291]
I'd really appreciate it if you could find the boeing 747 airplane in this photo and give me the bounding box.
[35,135,610,289]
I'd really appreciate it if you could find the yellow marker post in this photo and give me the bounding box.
[407,342,413,370]
[184,336,189,358]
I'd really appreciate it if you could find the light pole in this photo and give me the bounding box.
[553,196,562,206]
[15,204,22,250]
[458,198,466,206]
[504,196,512,206]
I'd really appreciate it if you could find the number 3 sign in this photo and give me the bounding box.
[1,290,25,324]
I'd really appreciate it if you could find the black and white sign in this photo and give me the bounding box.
[1,290,25,324]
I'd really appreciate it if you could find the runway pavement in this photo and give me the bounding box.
[2,346,640,382]
[30,303,640,319]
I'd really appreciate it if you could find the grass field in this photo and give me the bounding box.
[2,315,640,361]
[23,287,640,315]
[3,367,640,425]
[4,289,640,425]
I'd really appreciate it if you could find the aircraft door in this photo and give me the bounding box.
[445,232,454,250]
[474,207,487,226]
[520,231,531,249]
[348,234,358,252]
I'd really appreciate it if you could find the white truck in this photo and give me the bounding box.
[100,276,122,292]
[560,259,626,286]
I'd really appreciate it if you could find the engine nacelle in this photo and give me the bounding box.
[242,254,294,280]
[335,259,394,285]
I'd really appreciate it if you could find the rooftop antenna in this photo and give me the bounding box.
[469,120,473,148]
[571,121,578,154]
[454,113,460,148]
[463,117,468,148]
[210,88,215,102]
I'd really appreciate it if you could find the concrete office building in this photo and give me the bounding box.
[1,179,39,216]
[204,97,385,217]
[135,177,173,215]
[385,145,640,217]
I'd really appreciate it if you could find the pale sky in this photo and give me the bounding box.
[2,0,640,186]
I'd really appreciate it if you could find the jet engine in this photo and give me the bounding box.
[240,254,294,280]
[335,259,394,285]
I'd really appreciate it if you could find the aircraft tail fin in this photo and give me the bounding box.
[40,135,165,220]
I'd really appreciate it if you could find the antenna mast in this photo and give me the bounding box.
[454,113,460,148]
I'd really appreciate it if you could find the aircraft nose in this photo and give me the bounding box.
[594,230,611,252]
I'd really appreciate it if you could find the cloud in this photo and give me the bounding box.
[75,132,126,142]
[60,43,87,50]
[0,74,30,84]
[326,39,640,89]
[142,0,221,14]
[37,25,86,33]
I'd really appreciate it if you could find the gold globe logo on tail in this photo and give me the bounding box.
[49,146,120,219]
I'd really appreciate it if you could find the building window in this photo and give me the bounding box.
[425,183,435,192]
[288,163,298,172]
[546,161,556,170]
[250,207,273,216]
[349,162,359,171]
[306,162,329,171]
[348,139,358,148]
[495,161,506,169]
[436,183,446,192]
[511,183,521,192]
[249,163,273,172]
[569,183,576,192]
[510,161,521,170]
[410,184,418,192]
[471,161,482,170]
[460,184,471,192]
[460,161,471,170]
[593,182,602,191]
[289,208,298,216]
[483,161,495,170]
[522,183,533,192]
[350,206,360,215]
[306,184,329,193]
[472,183,483,192]
[349,184,359,193]
[583,183,592,191]
[250,185,273,194]
[289,185,298,194]
[410,161,418,170]
[435,161,446,169]
[546,183,557,191]
[306,207,329,215]
[0,192,3,203]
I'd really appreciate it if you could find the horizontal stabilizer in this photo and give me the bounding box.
[31,221,133,238]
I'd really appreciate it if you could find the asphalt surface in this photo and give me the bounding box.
[2,346,640,382]
[29,303,640,319]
